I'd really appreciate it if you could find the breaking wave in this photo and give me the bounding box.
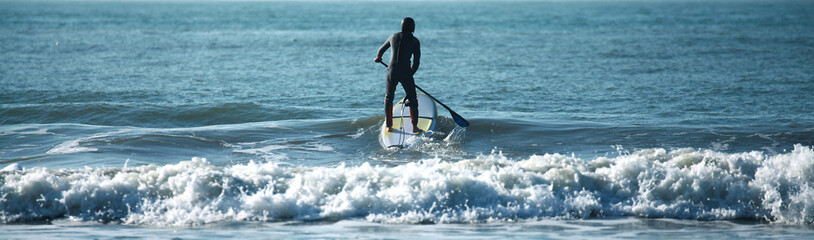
[2,145,813,226]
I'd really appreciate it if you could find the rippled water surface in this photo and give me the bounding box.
[2,0,814,238]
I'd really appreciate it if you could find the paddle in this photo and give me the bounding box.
[378,61,470,127]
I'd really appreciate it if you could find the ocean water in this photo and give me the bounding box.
[2,0,814,238]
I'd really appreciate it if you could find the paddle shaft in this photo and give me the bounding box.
[414,86,456,117]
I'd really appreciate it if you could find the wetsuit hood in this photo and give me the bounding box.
[401,17,415,34]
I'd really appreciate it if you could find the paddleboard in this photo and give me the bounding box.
[380,94,437,148]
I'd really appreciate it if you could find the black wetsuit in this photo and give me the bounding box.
[378,32,421,129]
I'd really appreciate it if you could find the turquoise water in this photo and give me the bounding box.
[2,0,814,238]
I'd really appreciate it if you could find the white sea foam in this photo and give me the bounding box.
[45,131,130,155]
[234,142,333,159]
[46,139,99,155]
[349,128,365,139]
[0,127,53,136]
[234,144,288,154]
[1,164,22,172]
[2,145,814,226]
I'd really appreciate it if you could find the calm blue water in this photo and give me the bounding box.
[2,0,814,238]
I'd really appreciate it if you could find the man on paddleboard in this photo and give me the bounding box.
[375,17,422,134]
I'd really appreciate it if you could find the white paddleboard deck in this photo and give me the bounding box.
[380,94,437,148]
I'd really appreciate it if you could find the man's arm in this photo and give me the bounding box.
[375,36,391,63]
[411,38,420,74]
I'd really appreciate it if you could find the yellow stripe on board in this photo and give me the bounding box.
[383,117,433,138]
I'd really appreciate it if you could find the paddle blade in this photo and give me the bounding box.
[450,111,470,127]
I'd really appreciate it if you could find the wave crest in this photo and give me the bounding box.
[2,145,814,226]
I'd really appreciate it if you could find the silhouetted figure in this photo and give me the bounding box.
[375,17,421,134]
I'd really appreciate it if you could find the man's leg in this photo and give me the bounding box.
[384,74,397,132]
[401,77,421,134]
